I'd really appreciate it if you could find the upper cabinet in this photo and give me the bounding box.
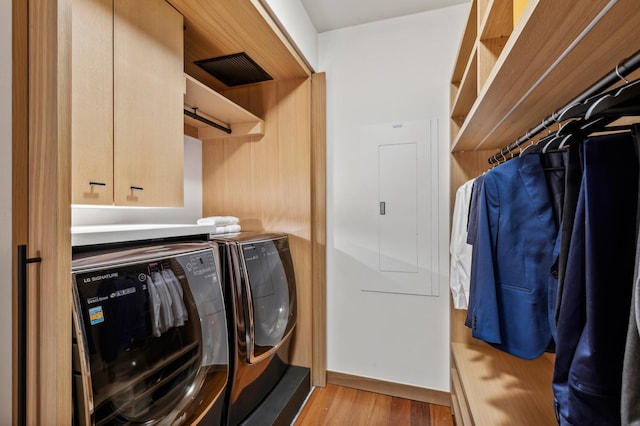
[450,0,640,152]
[72,0,114,205]
[72,0,184,207]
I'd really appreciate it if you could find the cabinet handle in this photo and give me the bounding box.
[130,186,144,191]
[89,181,106,187]
[380,201,386,215]
[17,245,42,426]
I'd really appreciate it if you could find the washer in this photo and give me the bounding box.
[211,232,297,426]
[71,241,229,425]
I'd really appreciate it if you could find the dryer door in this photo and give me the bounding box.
[239,236,297,363]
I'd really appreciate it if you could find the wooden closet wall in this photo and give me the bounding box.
[449,0,640,424]
[201,77,315,370]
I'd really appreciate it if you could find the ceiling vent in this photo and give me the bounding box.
[195,52,273,87]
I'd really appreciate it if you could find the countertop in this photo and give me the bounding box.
[71,223,218,246]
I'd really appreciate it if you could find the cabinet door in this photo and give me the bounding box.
[113,0,184,207]
[72,0,114,205]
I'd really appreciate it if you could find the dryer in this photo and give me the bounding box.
[71,241,229,425]
[212,233,297,426]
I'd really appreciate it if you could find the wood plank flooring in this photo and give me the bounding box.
[294,384,454,426]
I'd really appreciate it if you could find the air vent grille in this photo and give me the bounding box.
[195,52,273,87]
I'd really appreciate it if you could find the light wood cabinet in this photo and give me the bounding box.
[449,0,640,424]
[72,0,114,205]
[72,0,184,207]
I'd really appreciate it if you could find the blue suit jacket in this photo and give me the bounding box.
[553,133,638,425]
[468,155,558,359]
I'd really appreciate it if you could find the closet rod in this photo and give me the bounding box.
[488,48,640,164]
[183,108,232,134]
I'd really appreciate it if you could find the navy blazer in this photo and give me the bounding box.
[467,155,558,359]
[553,133,638,425]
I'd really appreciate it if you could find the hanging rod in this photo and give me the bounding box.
[488,49,640,164]
[184,108,232,134]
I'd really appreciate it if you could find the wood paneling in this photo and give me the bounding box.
[12,0,28,420]
[295,384,453,426]
[202,78,313,369]
[449,150,492,217]
[113,0,184,207]
[311,72,326,388]
[71,0,113,205]
[28,0,72,422]
[167,0,311,93]
[327,371,450,407]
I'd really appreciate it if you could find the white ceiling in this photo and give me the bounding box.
[301,0,471,33]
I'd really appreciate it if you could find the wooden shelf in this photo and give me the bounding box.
[451,0,640,152]
[451,45,478,120]
[450,342,556,425]
[183,73,264,140]
[451,0,478,88]
[480,0,514,40]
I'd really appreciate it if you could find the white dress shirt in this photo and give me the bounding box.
[449,178,475,309]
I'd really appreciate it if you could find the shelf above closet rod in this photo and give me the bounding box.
[488,48,640,164]
[183,74,265,141]
[184,108,232,134]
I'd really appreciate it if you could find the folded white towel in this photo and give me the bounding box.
[197,216,240,226]
[197,217,217,226]
[212,224,241,235]
[216,216,240,226]
[224,224,241,233]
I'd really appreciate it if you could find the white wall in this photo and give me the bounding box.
[263,0,319,71]
[320,4,469,391]
[1,0,12,421]
[72,136,203,226]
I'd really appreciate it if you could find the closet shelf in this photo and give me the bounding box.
[451,342,555,425]
[451,0,477,88]
[183,74,264,140]
[451,0,640,152]
[450,45,478,120]
[479,0,515,40]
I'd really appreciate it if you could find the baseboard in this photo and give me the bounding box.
[326,371,450,407]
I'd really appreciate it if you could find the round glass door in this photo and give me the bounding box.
[240,238,297,361]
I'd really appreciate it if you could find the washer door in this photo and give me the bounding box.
[240,237,297,363]
[71,246,228,425]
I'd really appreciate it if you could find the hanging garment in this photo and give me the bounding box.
[465,174,485,329]
[622,238,640,425]
[465,174,485,246]
[467,154,559,359]
[552,132,639,426]
[450,178,475,309]
[554,143,583,325]
[622,125,640,425]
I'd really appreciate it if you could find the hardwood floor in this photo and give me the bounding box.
[294,384,454,426]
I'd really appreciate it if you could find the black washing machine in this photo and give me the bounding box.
[71,241,229,425]
[211,232,297,426]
